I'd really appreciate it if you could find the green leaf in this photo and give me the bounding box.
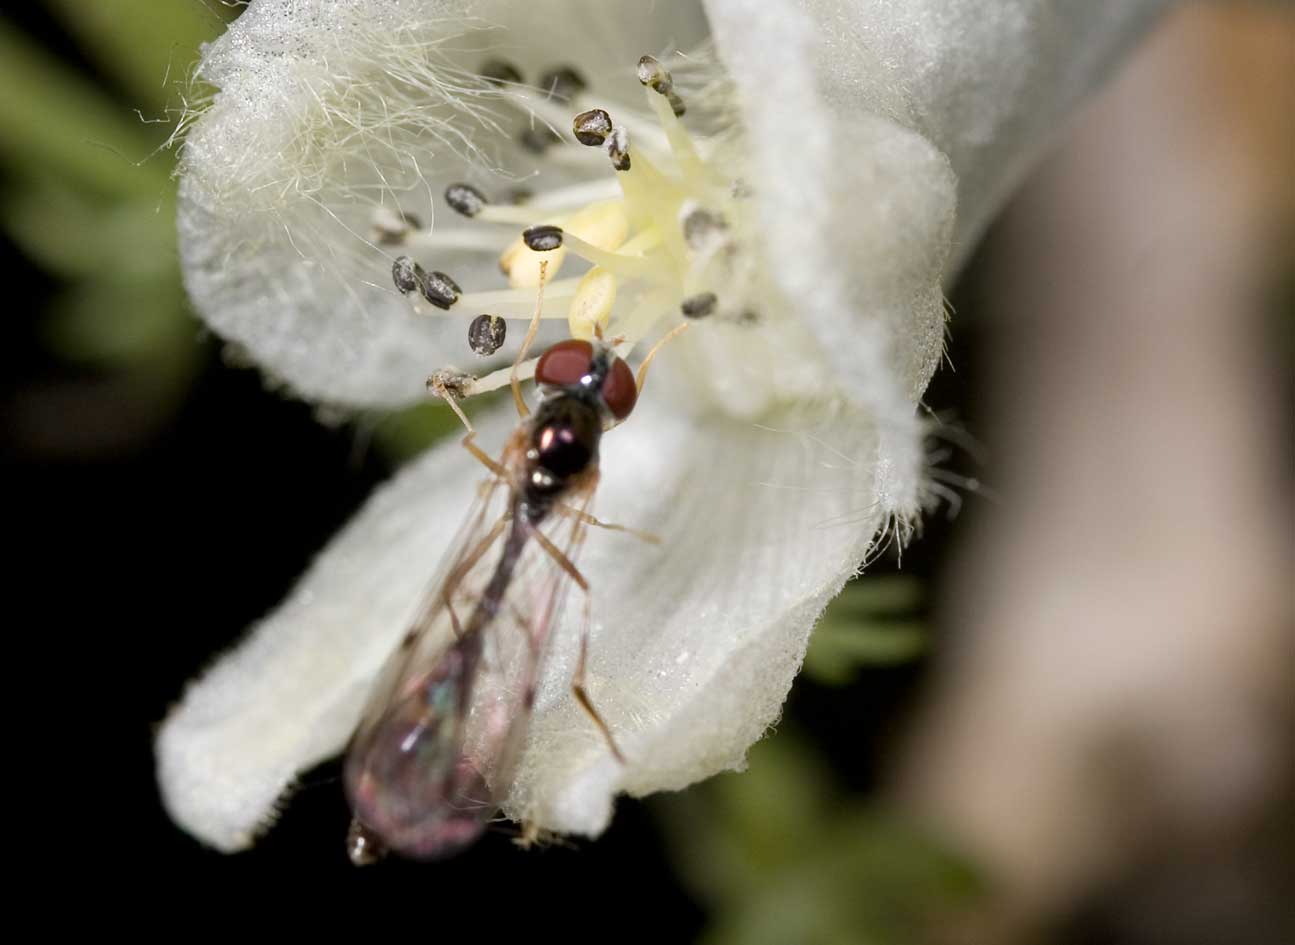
[43,0,233,114]
[0,22,169,197]
[366,401,464,464]
[2,178,177,280]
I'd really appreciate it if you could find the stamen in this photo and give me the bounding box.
[522,224,564,252]
[636,55,686,117]
[567,267,617,340]
[637,54,703,182]
[459,277,579,311]
[421,270,462,310]
[391,255,424,295]
[537,65,587,103]
[426,368,476,430]
[476,204,558,226]
[405,229,508,253]
[557,229,661,279]
[605,126,631,172]
[680,292,718,319]
[467,314,507,356]
[480,60,523,85]
[524,178,620,212]
[500,200,628,288]
[680,204,729,252]
[445,183,488,218]
[371,207,421,245]
[520,125,563,154]
[572,108,613,146]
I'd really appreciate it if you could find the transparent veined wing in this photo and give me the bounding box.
[343,451,598,861]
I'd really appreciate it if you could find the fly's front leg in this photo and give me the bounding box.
[529,526,627,764]
[461,432,508,479]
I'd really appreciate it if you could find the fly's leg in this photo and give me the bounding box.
[554,504,661,545]
[572,618,626,764]
[427,370,476,434]
[553,469,659,543]
[605,321,690,430]
[529,526,628,764]
[461,432,508,479]
[425,259,549,431]
[441,516,509,639]
[634,321,689,397]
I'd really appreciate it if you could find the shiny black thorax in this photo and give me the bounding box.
[519,347,615,522]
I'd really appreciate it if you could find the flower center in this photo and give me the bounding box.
[376,54,760,403]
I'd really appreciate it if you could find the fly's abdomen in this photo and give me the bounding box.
[343,637,493,860]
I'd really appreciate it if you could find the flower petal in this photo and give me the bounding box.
[178,0,709,407]
[158,392,920,849]
[703,0,1172,414]
[156,405,513,851]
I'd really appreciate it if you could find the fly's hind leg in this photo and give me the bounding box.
[554,504,661,545]
[553,470,659,543]
[529,526,628,765]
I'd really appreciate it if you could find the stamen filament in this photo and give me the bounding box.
[559,231,666,280]
[477,205,562,226]
[525,178,621,211]
[643,87,705,186]
[404,229,512,253]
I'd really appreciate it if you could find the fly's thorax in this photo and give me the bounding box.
[523,395,603,507]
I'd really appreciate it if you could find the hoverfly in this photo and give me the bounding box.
[343,283,684,864]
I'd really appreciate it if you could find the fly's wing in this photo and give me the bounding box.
[343,470,516,859]
[461,472,599,808]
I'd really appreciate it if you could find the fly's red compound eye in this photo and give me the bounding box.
[600,356,637,420]
[535,340,594,388]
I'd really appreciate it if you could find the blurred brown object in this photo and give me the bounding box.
[895,4,1294,943]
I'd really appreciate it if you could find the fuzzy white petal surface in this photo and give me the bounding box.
[178,0,709,406]
[158,392,916,849]
[157,406,515,851]
[704,0,1171,413]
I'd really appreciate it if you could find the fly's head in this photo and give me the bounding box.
[523,340,637,501]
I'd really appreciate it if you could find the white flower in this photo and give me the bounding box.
[159,0,1172,853]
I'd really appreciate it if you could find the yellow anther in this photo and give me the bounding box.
[567,267,617,340]
[499,199,629,288]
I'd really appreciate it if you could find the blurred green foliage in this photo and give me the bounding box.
[657,735,982,945]
[0,5,231,427]
[805,576,927,685]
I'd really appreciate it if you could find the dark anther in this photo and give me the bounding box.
[374,209,421,245]
[606,127,631,172]
[681,206,729,249]
[637,55,686,116]
[522,224,564,252]
[572,108,613,147]
[681,292,718,319]
[391,256,425,295]
[538,65,587,103]
[636,55,672,94]
[519,125,563,154]
[479,59,522,85]
[468,314,507,357]
[421,270,462,309]
[426,367,474,400]
[445,183,487,218]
